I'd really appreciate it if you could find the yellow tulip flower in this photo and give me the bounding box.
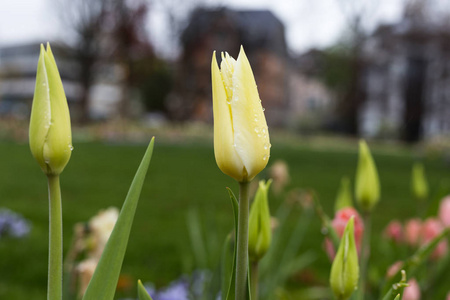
[211,46,270,182]
[29,43,72,175]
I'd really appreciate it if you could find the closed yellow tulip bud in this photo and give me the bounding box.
[248,179,272,261]
[29,43,72,175]
[211,46,270,182]
[411,163,428,200]
[330,216,359,300]
[355,140,380,212]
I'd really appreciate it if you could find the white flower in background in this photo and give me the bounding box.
[88,207,119,258]
[77,258,98,298]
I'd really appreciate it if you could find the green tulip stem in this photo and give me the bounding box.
[47,174,63,300]
[236,181,250,300]
[250,261,259,300]
[357,211,372,300]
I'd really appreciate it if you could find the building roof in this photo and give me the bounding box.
[181,7,287,57]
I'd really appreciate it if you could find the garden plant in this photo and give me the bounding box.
[15,42,450,300]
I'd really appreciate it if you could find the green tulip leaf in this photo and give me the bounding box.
[82,138,155,300]
[221,234,234,300]
[138,280,153,300]
[223,187,239,300]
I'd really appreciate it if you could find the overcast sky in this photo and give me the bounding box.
[0,0,406,57]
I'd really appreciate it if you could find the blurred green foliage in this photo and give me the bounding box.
[0,139,448,299]
[135,57,173,112]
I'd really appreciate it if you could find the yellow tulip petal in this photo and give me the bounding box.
[30,44,52,172]
[43,43,72,175]
[231,47,270,181]
[211,51,245,181]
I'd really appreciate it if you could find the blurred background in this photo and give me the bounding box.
[0,0,449,299]
[0,0,449,141]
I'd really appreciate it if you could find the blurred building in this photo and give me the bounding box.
[0,43,81,118]
[0,42,123,120]
[361,1,450,141]
[168,7,333,127]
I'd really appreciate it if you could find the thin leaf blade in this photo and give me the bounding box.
[224,187,239,300]
[138,280,153,300]
[82,138,155,300]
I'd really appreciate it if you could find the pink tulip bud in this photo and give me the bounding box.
[386,261,403,279]
[324,207,364,259]
[422,218,448,260]
[403,279,420,300]
[384,220,403,244]
[439,196,450,228]
[405,219,422,246]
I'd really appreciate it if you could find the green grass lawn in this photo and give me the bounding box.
[0,137,449,299]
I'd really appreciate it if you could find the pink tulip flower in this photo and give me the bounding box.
[422,218,448,260]
[405,219,422,246]
[386,261,403,279]
[439,196,450,227]
[325,207,364,259]
[403,279,420,300]
[384,220,403,243]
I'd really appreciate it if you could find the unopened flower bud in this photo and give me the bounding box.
[325,207,364,260]
[405,218,422,246]
[29,43,72,175]
[330,216,359,300]
[384,220,403,244]
[248,179,272,261]
[411,163,428,200]
[211,47,270,182]
[335,177,353,212]
[403,279,420,300]
[355,140,380,212]
[422,218,448,260]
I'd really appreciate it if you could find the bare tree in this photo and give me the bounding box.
[108,0,154,118]
[152,0,215,59]
[57,0,110,123]
[57,0,155,120]
[332,0,384,135]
